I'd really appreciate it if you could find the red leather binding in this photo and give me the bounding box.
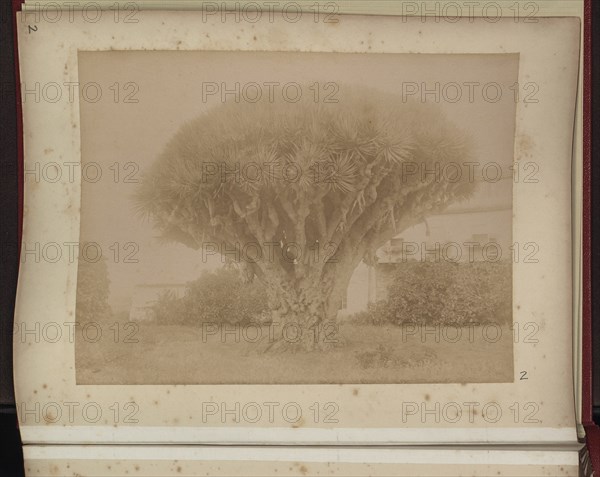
[582,0,599,469]
[12,0,22,255]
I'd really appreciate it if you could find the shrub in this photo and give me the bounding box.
[152,267,269,325]
[368,260,511,326]
[75,252,112,324]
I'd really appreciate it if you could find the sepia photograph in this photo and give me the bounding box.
[75,50,517,385]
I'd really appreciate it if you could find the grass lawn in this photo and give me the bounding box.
[76,321,513,384]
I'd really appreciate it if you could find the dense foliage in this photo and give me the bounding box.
[152,268,268,325]
[75,251,112,323]
[366,261,512,326]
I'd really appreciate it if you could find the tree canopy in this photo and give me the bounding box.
[136,87,476,338]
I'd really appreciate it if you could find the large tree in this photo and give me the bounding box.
[136,87,476,349]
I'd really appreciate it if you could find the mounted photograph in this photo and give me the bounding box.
[14,9,582,459]
[75,51,518,385]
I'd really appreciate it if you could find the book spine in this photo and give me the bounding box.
[582,0,599,472]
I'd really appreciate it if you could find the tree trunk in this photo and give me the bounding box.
[261,278,342,353]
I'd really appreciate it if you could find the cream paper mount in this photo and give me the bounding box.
[15,10,580,446]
